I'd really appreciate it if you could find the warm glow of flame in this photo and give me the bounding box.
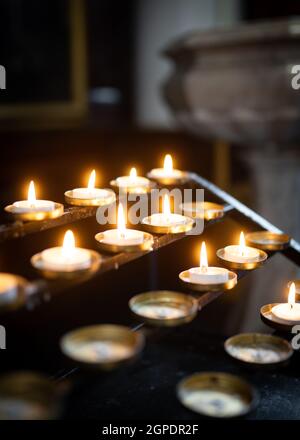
[164,154,173,174]
[62,230,75,259]
[28,180,36,206]
[163,194,171,218]
[117,203,127,238]
[239,231,246,256]
[288,282,296,309]
[88,170,96,190]
[200,241,208,273]
[130,167,137,180]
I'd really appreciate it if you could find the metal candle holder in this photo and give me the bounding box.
[60,324,145,371]
[64,189,116,207]
[180,201,225,221]
[0,273,29,312]
[95,231,154,253]
[179,269,237,292]
[141,215,194,234]
[288,279,300,300]
[5,202,64,222]
[224,333,293,368]
[260,303,298,332]
[146,170,189,186]
[245,231,290,251]
[177,372,258,418]
[129,290,198,326]
[216,247,268,270]
[31,250,101,280]
[110,179,156,195]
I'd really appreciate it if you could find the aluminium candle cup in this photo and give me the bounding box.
[216,247,268,270]
[110,179,156,195]
[0,372,62,420]
[141,215,195,234]
[179,201,225,221]
[94,231,154,253]
[224,333,293,369]
[260,303,300,332]
[245,231,290,251]
[4,202,64,222]
[30,250,101,280]
[179,269,237,293]
[177,372,258,419]
[64,189,116,207]
[146,170,189,186]
[60,324,145,371]
[129,290,199,327]
[0,273,29,312]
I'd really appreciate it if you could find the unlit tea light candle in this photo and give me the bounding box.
[189,242,229,284]
[272,283,300,323]
[224,232,260,263]
[12,181,55,213]
[41,230,91,271]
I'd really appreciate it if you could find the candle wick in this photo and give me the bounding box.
[200,266,207,274]
[291,303,293,310]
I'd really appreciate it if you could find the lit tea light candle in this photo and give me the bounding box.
[147,154,186,183]
[144,194,187,227]
[189,242,229,284]
[65,170,116,206]
[40,230,92,272]
[99,203,144,246]
[112,167,152,193]
[272,283,300,323]
[71,170,108,199]
[11,181,55,213]
[224,232,260,263]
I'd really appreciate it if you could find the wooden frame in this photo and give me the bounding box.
[0,0,87,128]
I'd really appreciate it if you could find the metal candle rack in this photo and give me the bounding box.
[1,171,300,313]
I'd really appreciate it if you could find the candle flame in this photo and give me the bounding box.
[239,231,246,256]
[130,167,137,181]
[288,282,296,309]
[163,194,171,219]
[88,170,96,190]
[164,154,173,174]
[117,203,126,238]
[28,180,36,207]
[200,241,208,273]
[62,230,75,259]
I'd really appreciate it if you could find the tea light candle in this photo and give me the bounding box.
[189,242,229,284]
[114,167,151,191]
[272,283,300,323]
[100,203,144,246]
[71,170,108,199]
[40,230,92,272]
[148,154,184,182]
[12,181,55,213]
[145,194,187,227]
[224,232,260,263]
